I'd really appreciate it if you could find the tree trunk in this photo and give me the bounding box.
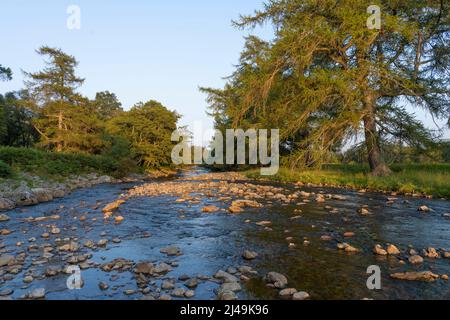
[363,95,392,176]
[57,111,63,152]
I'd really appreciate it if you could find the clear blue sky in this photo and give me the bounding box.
[0,0,448,140]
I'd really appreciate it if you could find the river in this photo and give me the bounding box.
[0,167,449,300]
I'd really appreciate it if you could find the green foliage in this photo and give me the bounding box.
[107,100,180,169]
[246,163,450,198]
[24,46,91,152]
[0,160,13,178]
[0,146,136,178]
[0,64,12,81]
[204,0,450,175]
[93,91,123,120]
[0,91,39,147]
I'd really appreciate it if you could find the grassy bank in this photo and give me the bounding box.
[245,164,450,198]
[0,146,139,180]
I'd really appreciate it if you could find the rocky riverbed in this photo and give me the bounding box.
[0,167,449,300]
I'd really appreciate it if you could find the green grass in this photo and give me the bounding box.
[0,146,138,180]
[245,163,450,198]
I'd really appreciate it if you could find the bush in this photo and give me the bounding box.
[0,146,138,177]
[0,160,13,178]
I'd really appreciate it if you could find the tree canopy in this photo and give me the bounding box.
[202,0,449,175]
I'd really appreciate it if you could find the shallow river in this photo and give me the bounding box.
[0,168,449,300]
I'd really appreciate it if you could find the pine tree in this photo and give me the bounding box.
[205,0,449,176]
[24,46,86,152]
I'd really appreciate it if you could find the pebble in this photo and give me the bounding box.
[29,288,45,299]
[374,245,388,256]
[387,244,400,255]
[242,250,258,260]
[265,272,288,289]
[292,291,310,300]
[279,288,297,297]
[185,278,199,289]
[99,282,109,290]
[185,290,195,298]
[408,255,424,264]
[162,280,175,290]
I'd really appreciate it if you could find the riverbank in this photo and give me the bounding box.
[245,164,450,199]
[0,146,179,211]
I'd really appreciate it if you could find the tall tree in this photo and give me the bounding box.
[0,91,39,147]
[93,91,123,120]
[0,64,12,81]
[107,100,179,168]
[24,46,85,152]
[205,0,449,175]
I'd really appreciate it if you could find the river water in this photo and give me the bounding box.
[0,168,449,300]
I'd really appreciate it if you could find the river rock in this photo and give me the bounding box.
[279,288,297,297]
[14,190,38,206]
[160,245,182,256]
[217,283,240,300]
[374,245,388,256]
[202,206,220,213]
[52,189,65,198]
[218,290,237,300]
[387,244,401,255]
[153,262,172,274]
[228,206,244,214]
[344,232,355,238]
[293,291,310,300]
[331,195,347,201]
[135,262,155,275]
[231,200,262,208]
[219,282,241,293]
[408,255,424,264]
[29,288,45,299]
[390,271,439,282]
[0,214,10,222]
[423,247,440,259]
[98,282,109,290]
[338,243,359,253]
[171,288,186,297]
[31,188,54,202]
[242,250,258,260]
[0,229,11,235]
[102,199,125,213]
[265,272,288,289]
[214,270,239,283]
[185,278,199,289]
[0,254,15,267]
[0,289,13,296]
[0,198,15,211]
[162,280,175,290]
[97,239,108,247]
[185,290,195,298]
[418,205,431,212]
[358,207,370,215]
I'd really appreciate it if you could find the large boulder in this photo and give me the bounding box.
[31,188,54,203]
[0,198,15,211]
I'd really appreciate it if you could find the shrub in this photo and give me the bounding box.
[0,160,13,178]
